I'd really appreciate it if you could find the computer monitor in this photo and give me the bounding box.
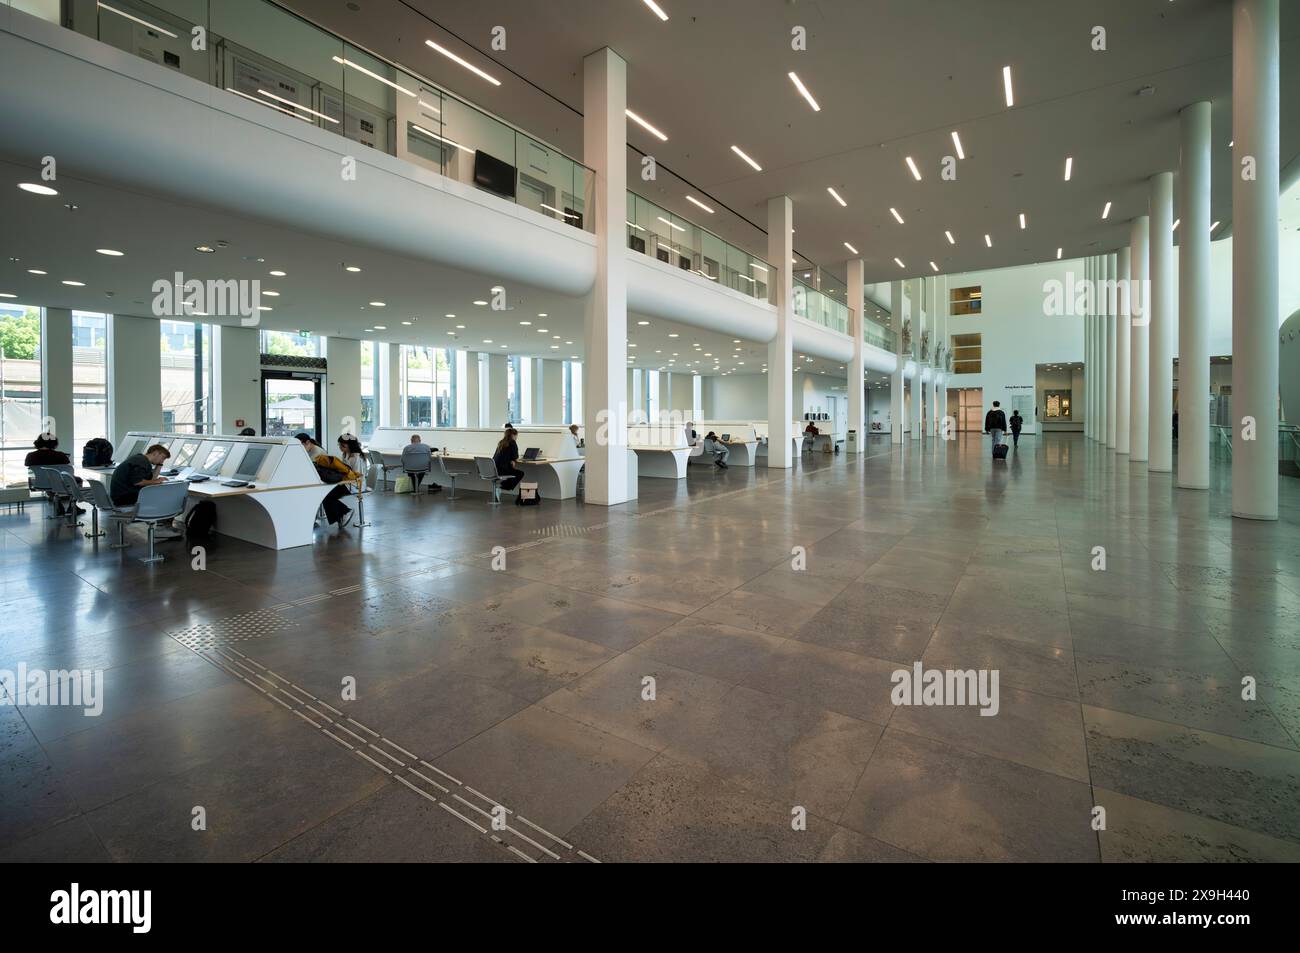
[173,441,200,467]
[523,447,541,461]
[120,438,144,461]
[722,433,731,442]
[234,446,268,480]
[197,444,230,476]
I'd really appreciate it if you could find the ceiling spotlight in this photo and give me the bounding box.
[18,183,58,196]
[827,187,847,207]
[730,145,762,172]
[473,300,488,306]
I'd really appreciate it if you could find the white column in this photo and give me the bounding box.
[541,358,564,424]
[41,307,74,448]
[847,258,865,453]
[1085,257,1094,440]
[909,277,924,441]
[378,343,400,427]
[325,337,361,441]
[486,353,509,427]
[463,351,481,427]
[107,314,162,441]
[1129,217,1150,462]
[890,279,905,444]
[1148,171,1175,473]
[213,325,260,435]
[1106,251,1118,449]
[583,47,631,503]
[1231,0,1279,520]
[1116,248,1132,454]
[767,196,794,468]
[1179,101,1212,489]
[927,277,939,437]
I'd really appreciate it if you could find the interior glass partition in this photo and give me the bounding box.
[54,0,594,232]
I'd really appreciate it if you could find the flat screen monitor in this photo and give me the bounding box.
[173,441,200,467]
[198,444,230,475]
[234,446,269,480]
[121,438,144,461]
[473,150,516,199]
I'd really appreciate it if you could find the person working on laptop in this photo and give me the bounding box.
[400,434,440,493]
[702,431,730,469]
[494,427,525,491]
[110,443,171,506]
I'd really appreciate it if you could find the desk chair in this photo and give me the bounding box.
[30,465,75,520]
[353,467,376,528]
[431,454,459,500]
[367,449,391,490]
[801,434,815,454]
[474,456,504,504]
[88,479,134,549]
[130,481,190,564]
[55,470,103,538]
[402,456,432,500]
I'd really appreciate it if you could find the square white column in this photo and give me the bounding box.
[846,258,865,452]
[766,195,794,468]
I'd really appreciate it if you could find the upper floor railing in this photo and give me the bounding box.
[793,279,848,334]
[29,0,596,232]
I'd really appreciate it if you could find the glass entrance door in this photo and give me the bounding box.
[262,371,322,439]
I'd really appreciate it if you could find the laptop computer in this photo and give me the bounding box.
[522,447,541,461]
[721,433,731,442]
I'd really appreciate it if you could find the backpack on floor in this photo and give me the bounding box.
[82,437,113,468]
[185,499,218,538]
[515,482,541,506]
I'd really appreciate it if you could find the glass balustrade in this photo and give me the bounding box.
[625,192,774,303]
[864,319,896,352]
[34,0,595,232]
[792,279,848,334]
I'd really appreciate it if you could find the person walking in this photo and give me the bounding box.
[1009,409,1024,450]
[984,401,1008,458]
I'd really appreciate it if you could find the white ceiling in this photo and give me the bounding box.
[0,160,766,373]
[284,0,1300,283]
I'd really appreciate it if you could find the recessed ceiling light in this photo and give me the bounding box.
[641,0,669,21]
[1002,65,1014,107]
[345,265,361,272]
[827,187,847,207]
[1056,248,1063,259]
[668,333,678,338]
[1101,202,1112,219]
[1172,219,1180,231]
[951,131,965,160]
[905,156,922,181]
[1064,156,1073,181]
[844,242,859,255]
[1211,221,1220,232]
[269,270,286,277]
[638,320,650,325]
[258,305,273,311]
[537,328,548,333]
[263,290,280,297]
[730,145,762,172]
[455,324,465,329]
[626,108,668,141]
[520,320,531,326]
[61,280,85,286]
[26,269,46,275]
[551,345,560,349]
[369,301,386,307]
[257,88,339,124]
[537,313,547,318]
[685,195,715,214]
[929,261,939,272]
[0,293,17,299]
[473,300,488,306]
[18,183,58,196]
[787,71,821,111]
[945,230,955,244]
[984,234,993,247]
[894,257,905,268]
[889,207,905,224]
[482,339,493,343]
[1019,213,1026,229]
[95,248,124,257]
[195,245,216,253]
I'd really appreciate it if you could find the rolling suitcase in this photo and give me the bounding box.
[992,442,1009,460]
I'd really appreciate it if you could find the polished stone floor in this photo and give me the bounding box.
[3,432,1299,863]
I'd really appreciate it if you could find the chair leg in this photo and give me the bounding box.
[140,523,164,564]
[448,479,456,501]
[489,481,501,505]
[112,521,129,549]
[85,506,103,539]
[356,493,371,528]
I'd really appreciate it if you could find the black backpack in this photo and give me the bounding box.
[82,438,113,468]
[185,500,217,538]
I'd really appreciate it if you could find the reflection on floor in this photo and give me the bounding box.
[2,432,1299,862]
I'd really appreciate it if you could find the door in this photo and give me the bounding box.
[262,371,322,439]
[958,388,984,432]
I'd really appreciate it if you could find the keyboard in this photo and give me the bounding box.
[221,480,252,488]
[187,475,211,483]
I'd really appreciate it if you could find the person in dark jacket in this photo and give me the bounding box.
[1009,410,1024,449]
[984,401,1007,448]
[493,427,525,491]
[24,433,71,468]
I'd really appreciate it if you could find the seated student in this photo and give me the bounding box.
[337,434,366,487]
[702,431,730,469]
[400,434,439,493]
[804,421,820,437]
[110,443,170,506]
[568,423,584,448]
[493,427,525,491]
[26,433,81,515]
[684,421,699,447]
[238,427,257,437]
[296,434,359,529]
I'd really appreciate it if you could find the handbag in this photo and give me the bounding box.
[394,475,414,494]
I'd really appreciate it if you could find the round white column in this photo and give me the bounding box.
[1148,171,1175,473]
[1116,247,1132,454]
[1179,101,1212,489]
[1085,256,1095,440]
[1129,217,1150,463]
[1231,0,1280,520]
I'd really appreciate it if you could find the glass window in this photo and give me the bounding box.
[567,361,583,426]
[161,320,213,433]
[950,285,983,316]
[72,311,108,444]
[0,303,42,486]
[260,330,322,358]
[400,345,455,428]
[506,355,520,425]
[360,340,380,438]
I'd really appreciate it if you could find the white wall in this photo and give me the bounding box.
[704,373,766,419]
[213,324,260,434]
[108,314,162,440]
[326,337,361,442]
